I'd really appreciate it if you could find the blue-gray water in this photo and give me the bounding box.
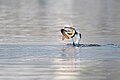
[0,0,120,80]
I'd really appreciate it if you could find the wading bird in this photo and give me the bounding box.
[61,24,81,46]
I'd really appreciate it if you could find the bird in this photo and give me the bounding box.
[61,24,81,46]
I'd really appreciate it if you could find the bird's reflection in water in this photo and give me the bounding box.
[53,46,82,80]
[61,45,81,59]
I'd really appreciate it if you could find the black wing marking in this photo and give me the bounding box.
[79,33,81,38]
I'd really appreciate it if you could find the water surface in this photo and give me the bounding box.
[0,0,120,80]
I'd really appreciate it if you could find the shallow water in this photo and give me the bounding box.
[0,44,120,80]
[0,0,120,80]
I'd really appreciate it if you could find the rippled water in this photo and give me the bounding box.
[0,0,120,80]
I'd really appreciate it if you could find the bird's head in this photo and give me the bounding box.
[61,24,75,40]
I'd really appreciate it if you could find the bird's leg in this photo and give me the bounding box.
[73,42,75,46]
